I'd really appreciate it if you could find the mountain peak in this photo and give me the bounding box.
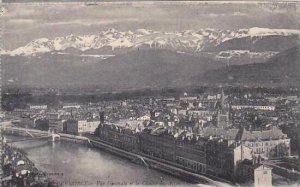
[2,28,300,56]
[103,28,118,34]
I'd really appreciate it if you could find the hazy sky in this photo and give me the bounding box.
[2,1,300,49]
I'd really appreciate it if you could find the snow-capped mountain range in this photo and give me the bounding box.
[2,27,300,56]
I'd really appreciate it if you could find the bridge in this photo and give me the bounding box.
[0,126,61,142]
[0,124,232,187]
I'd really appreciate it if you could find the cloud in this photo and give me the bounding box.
[208,12,247,18]
[3,1,300,49]
[233,12,247,16]
[257,3,296,14]
[44,18,140,26]
[2,5,36,18]
[8,18,36,24]
[2,18,140,35]
[208,13,220,18]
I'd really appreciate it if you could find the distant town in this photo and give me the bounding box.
[1,87,300,187]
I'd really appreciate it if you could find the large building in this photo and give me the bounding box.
[231,99,276,111]
[231,105,276,111]
[78,120,100,134]
[47,112,62,131]
[63,119,100,135]
[29,105,48,110]
[201,126,290,159]
[62,104,81,109]
[240,126,290,159]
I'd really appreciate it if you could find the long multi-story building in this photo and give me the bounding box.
[231,105,275,111]
[97,122,255,181]
[29,105,48,110]
[231,99,276,111]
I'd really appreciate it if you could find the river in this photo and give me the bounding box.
[5,135,198,187]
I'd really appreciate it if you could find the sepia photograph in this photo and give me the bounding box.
[0,1,300,187]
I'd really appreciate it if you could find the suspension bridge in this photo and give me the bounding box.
[0,126,61,143]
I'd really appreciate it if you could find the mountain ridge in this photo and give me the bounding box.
[197,46,300,87]
[2,27,300,56]
[2,49,225,89]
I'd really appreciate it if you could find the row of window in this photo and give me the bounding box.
[246,141,287,148]
[176,156,206,173]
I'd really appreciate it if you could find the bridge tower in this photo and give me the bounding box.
[50,130,60,142]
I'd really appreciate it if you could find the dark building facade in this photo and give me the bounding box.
[97,123,254,181]
[139,128,207,174]
[63,119,78,135]
[34,118,49,131]
[205,139,235,179]
[98,123,139,152]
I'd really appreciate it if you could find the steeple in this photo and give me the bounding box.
[215,87,230,129]
[216,87,226,114]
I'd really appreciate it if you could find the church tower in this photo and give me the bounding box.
[216,88,230,128]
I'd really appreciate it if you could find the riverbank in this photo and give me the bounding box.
[57,133,232,186]
[1,129,231,186]
[1,142,59,187]
[4,134,191,186]
[88,136,232,187]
